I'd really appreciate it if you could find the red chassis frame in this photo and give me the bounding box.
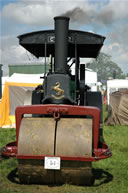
[1,104,112,161]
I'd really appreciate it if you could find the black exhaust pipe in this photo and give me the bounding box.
[54,16,70,74]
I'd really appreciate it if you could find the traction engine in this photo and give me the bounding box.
[1,16,112,185]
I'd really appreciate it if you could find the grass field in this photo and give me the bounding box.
[0,108,128,193]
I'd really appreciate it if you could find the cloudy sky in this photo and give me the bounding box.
[0,0,128,75]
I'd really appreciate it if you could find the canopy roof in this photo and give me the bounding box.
[18,30,105,58]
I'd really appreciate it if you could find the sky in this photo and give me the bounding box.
[0,0,128,75]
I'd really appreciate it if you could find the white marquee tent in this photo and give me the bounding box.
[107,79,128,105]
[0,73,43,128]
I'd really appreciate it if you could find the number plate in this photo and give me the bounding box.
[44,157,61,170]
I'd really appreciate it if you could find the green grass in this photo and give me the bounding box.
[0,109,128,193]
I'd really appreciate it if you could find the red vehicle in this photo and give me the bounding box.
[1,16,112,185]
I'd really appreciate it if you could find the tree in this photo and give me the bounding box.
[87,52,125,82]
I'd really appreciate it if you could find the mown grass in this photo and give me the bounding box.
[0,108,128,193]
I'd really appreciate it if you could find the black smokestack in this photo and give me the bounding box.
[54,16,70,74]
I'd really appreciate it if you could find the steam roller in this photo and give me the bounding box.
[1,16,112,185]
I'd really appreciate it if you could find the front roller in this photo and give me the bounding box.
[18,117,94,185]
[18,160,93,185]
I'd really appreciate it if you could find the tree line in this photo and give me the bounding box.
[87,52,126,82]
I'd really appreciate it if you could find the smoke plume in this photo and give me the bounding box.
[61,7,91,24]
[61,6,115,26]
